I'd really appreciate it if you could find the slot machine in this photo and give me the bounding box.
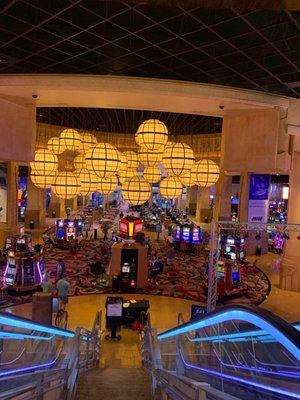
[4,251,17,286]
[66,221,76,241]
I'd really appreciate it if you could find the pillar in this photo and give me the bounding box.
[238,172,250,222]
[48,194,65,219]
[280,145,300,292]
[6,161,18,234]
[25,178,46,229]
[186,185,198,215]
[196,187,211,222]
[213,172,232,221]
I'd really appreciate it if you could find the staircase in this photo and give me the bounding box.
[76,329,152,400]
[75,368,151,399]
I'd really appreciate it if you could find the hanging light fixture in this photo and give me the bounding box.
[30,170,56,189]
[47,137,61,155]
[30,148,58,175]
[138,148,163,167]
[59,128,82,153]
[135,119,168,152]
[162,142,195,177]
[160,177,183,199]
[119,168,137,182]
[73,154,86,175]
[80,132,97,153]
[123,151,139,169]
[180,172,196,187]
[52,171,80,199]
[98,176,118,195]
[78,168,99,195]
[118,151,128,172]
[122,177,151,206]
[143,166,161,183]
[85,143,119,178]
[190,159,220,187]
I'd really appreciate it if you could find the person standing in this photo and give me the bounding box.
[56,274,70,311]
[57,258,66,280]
[41,274,53,293]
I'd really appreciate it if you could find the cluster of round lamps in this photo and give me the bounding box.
[30,119,220,206]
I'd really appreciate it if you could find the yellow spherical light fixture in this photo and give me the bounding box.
[98,176,118,195]
[180,172,196,187]
[160,177,183,199]
[47,137,61,155]
[30,170,55,189]
[191,159,220,187]
[122,177,151,206]
[52,171,80,199]
[123,151,139,169]
[59,128,82,153]
[85,142,119,178]
[119,168,137,182]
[78,168,99,195]
[118,151,128,172]
[80,132,97,153]
[138,148,163,167]
[143,166,161,183]
[135,119,168,152]
[30,149,58,175]
[73,154,86,175]
[162,142,195,177]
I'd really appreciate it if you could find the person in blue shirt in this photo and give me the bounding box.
[56,274,70,311]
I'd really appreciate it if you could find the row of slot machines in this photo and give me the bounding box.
[173,224,202,245]
[55,219,83,242]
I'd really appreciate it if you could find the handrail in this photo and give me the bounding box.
[157,305,300,361]
[0,312,75,338]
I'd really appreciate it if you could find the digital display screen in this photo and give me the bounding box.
[174,227,181,241]
[230,253,236,260]
[232,271,240,282]
[119,221,128,234]
[192,228,200,244]
[240,251,245,259]
[57,228,64,239]
[182,227,190,243]
[58,220,64,227]
[191,305,207,320]
[134,222,143,233]
[227,238,235,245]
[122,265,130,273]
[68,221,74,227]
[225,246,231,253]
[67,228,75,236]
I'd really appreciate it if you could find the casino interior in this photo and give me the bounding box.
[0,1,299,399]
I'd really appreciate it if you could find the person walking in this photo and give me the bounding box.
[56,274,70,311]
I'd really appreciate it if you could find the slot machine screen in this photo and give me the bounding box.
[227,237,235,245]
[225,246,231,253]
[240,251,245,259]
[182,227,190,243]
[57,228,64,240]
[217,264,225,278]
[66,227,75,239]
[192,228,200,244]
[230,253,236,260]
[174,226,181,241]
[16,239,26,252]
[23,259,35,285]
[232,270,240,283]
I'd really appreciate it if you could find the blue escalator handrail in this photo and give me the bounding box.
[0,312,75,338]
[157,305,300,361]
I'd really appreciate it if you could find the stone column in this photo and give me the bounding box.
[6,161,19,234]
[25,177,46,229]
[238,172,250,222]
[213,173,232,221]
[48,194,65,219]
[196,187,212,222]
[280,146,300,292]
[186,185,198,216]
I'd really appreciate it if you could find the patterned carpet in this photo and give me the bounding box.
[0,238,270,308]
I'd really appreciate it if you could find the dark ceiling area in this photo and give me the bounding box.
[0,1,299,97]
[37,107,222,135]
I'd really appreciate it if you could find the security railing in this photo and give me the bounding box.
[142,305,300,400]
[0,310,101,400]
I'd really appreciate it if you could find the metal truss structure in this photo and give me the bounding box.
[207,220,300,312]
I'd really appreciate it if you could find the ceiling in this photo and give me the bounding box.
[37,107,222,135]
[0,1,299,98]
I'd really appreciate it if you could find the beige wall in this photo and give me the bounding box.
[0,97,36,162]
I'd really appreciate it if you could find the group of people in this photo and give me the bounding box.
[41,259,70,311]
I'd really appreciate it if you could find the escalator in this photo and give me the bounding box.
[142,305,300,400]
[0,311,100,399]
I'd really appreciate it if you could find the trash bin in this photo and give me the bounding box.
[52,211,56,218]
[29,221,34,230]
